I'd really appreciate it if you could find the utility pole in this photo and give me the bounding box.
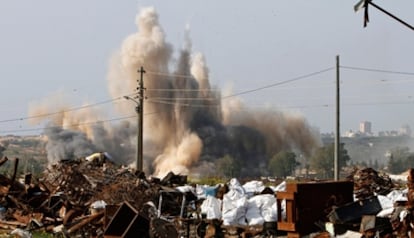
[125,67,145,171]
[137,66,145,172]
[334,55,340,181]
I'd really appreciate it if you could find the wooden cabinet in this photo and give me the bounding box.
[276,181,354,237]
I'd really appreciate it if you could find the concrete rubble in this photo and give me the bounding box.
[0,155,412,237]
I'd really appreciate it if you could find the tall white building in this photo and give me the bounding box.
[359,121,372,134]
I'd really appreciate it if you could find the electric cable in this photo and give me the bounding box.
[341,66,414,76]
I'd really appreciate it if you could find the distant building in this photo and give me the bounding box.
[344,129,360,138]
[399,125,412,136]
[378,130,399,137]
[359,121,372,135]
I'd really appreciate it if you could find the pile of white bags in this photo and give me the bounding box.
[200,178,279,226]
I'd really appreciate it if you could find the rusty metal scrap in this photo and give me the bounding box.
[0,157,180,236]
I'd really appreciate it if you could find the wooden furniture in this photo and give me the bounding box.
[276,181,354,238]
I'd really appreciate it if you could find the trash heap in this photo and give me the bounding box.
[2,154,414,238]
[0,156,190,237]
[0,156,280,238]
[348,167,394,200]
[322,167,412,238]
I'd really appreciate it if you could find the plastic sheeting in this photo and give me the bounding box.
[377,189,408,217]
[196,184,219,199]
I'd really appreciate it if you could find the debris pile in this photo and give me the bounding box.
[348,167,394,200]
[322,167,406,238]
[1,155,414,238]
[0,156,280,237]
[0,156,190,237]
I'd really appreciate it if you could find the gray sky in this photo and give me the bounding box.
[0,1,413,135]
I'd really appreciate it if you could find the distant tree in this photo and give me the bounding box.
[406,154,414,169]
[388,154,403,174]
[1,140,9,149]
[309,143,350,179]
[0,144,6,158]
[387,147,410,174]
[268,151,298,178]
[374,160,379,169]
[216,154,241,178]
[26,157,47,175]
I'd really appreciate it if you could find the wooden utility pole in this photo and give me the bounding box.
[137,66,145,172]
[334,55,340,181]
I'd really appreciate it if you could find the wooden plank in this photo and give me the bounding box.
[287,232,301,238]
[277,222,296,231]
[276,191,295,200]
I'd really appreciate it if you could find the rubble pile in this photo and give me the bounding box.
[42,158,156,210]
[2,155,414,238]
[348,167,394,200]
[0,157,188,237]
[0,156,281,237]
[322,168,408,238]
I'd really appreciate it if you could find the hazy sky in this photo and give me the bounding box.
[0,1,413,135]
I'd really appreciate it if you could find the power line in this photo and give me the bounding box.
[0,92,138,124]
[0,115,134,134]
[271,100,414,110]
[148,97,219,101]
[345,100,414,107]
[341,66,414,76]
[222,67,335,99]
[147,99,220,108]
[6,65,406,131]
[354,0,414,31]
[146,71,196,79]
[3,97,414,134]
[4,65,411,125]
[146,67,335,103]
[0,111,160,134]
[146,88,219,92]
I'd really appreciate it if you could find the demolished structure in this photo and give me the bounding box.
[0,156,413,238]
[0,156,280,237]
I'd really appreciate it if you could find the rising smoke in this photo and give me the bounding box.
[29,7,320,177]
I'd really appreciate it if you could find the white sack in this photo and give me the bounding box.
[246,194,277,225]
[243,180,265,198]
[222,178,247,225]
[200,195,222,220]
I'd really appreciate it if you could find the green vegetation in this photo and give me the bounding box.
[387,146,414,174]
[2,134,414,181]
[309,143,351,179]
[216,154,242,178]
[32,231,54,238]
[189,176,227,185]
[0,136,47,177]
[268,151,298,178]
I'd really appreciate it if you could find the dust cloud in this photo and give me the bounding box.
[28,7,320,177]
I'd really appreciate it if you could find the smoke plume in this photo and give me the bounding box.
[28,7,320,177]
